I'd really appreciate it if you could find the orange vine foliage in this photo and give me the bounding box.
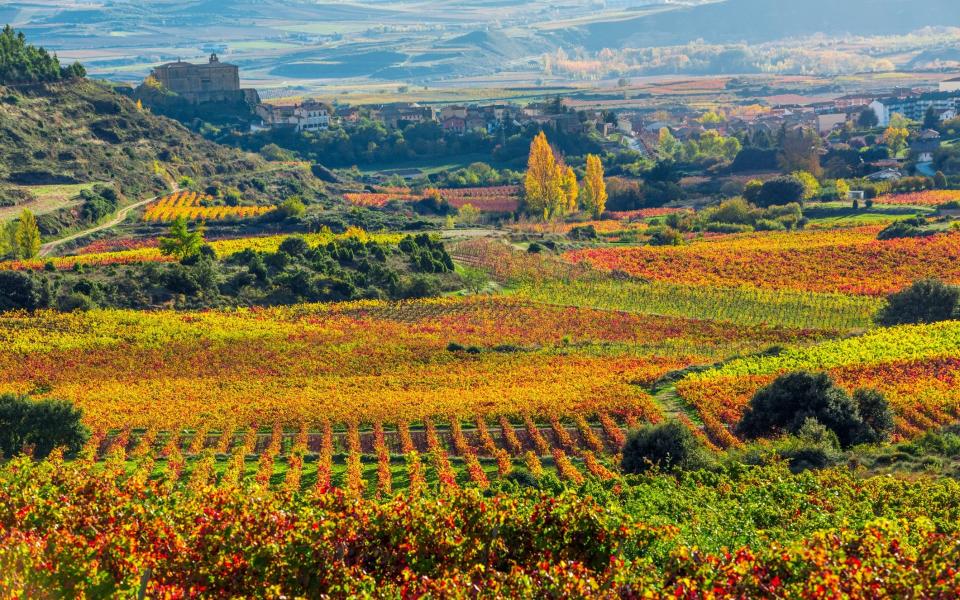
[143,191,275,222]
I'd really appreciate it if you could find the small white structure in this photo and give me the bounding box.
[866,168,902,182]
[940,77,960,93]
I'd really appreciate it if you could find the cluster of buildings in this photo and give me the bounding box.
[868,91,958,127]
[253,99,602,136]
[142,54,607,137]
[802,86,960,130]
[145,55,958,180]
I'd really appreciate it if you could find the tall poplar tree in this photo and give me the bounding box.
[524,131,565,219]
[14,209,41,259]
[581,154,608,218]
[562,165,579,214]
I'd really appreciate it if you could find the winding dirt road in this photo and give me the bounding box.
[39,188,175,258]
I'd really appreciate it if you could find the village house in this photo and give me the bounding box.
[335,105,363,124]
[439,105,467,121]
[911,129,942,164]
[465,108,490,132]
[489,104,521,123]
[441,116,466,134]
[255,100,331,132]
[833,94,874,111]
[375,103,437,128]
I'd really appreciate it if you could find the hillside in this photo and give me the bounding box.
[0,80,253,192]
[0,79,326,235]
[576,0,960,49]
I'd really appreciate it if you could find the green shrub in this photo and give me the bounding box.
[853,389,895,444]
[648,226,684,246]
[877,218,930,240]
[503,469,540,489]
[57,292,95,312]
[621,421,706,474]
[775,418,843,473]
[0,394,89,459]
[736,371,891,449]
[0,271,51,312]
[278,236,311,257]
[755,176,806,207]
[876,279,959,326]
[754,219,787,232]
[567,225,598,240]
[706,222,754,234]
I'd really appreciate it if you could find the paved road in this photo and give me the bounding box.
[39,188,175,258]
[916,162,936,178]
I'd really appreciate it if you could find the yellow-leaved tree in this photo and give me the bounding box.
[15,209,41,259]
[580,154,607,218]
[0,220,17,258]
[562,165,579,214]
[524,131,566,219]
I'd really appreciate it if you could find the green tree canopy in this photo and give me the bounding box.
[737,371,894,448]
[159,216,205,260]
[0,26,85,85]
[876,279,959,326]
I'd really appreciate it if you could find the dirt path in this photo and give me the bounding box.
[439,227,506,240]
[39,187,176,258]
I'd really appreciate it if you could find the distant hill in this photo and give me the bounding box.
[575,0,960,49]
[8,0,960,84]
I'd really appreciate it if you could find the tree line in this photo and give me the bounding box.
[0,26,85,85]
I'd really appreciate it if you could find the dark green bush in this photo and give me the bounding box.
[876,279,959,326]
[567,225,598,240]
[736,371,893,449]
[503,469,540,489]
[853,389,895,444]
[279,236,311,257]
[0,271,52,312]
[648,226,684,246]
[621,421,705,474]
[0,394,89,459]
[755,177,806,208]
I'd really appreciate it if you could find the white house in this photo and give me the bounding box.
[293,101,331,132]
[256,100,331,132]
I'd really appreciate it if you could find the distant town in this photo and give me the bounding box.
[143,53,960,186]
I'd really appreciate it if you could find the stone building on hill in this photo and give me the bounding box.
[150,53,259,105]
